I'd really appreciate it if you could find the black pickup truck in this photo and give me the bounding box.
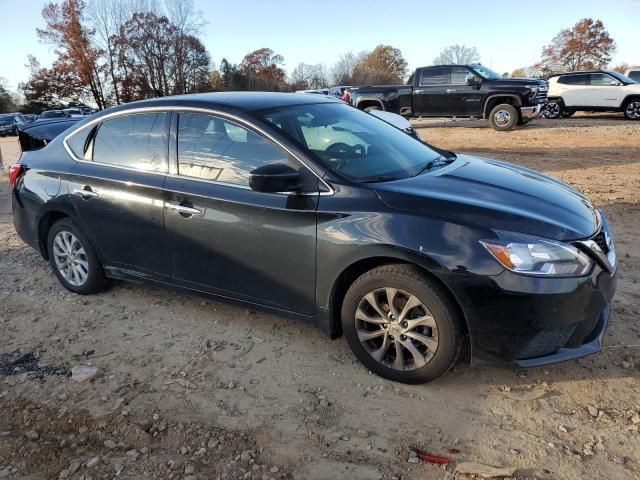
[347,64,548,131]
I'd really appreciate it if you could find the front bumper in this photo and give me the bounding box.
[444,221,617,367]
[520,104,543,121]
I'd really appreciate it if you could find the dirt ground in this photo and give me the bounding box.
[0,114,639,480]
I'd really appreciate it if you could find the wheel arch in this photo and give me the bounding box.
[355,98,385,111]
[323,254,470,350]
[483,94,523,118]
[37,206,76,259]
[622,94,640,107]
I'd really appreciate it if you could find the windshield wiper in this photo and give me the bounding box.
[360,175,402,183]
[413,155,456,177]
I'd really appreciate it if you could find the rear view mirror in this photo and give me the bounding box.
[249,163,300,193]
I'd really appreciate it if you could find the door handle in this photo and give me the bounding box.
[414,89,425,94]
[167,202,202,216]
[73,187,98,199]
[446,89,457,93]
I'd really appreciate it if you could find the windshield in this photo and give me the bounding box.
[470,65,501,80]
[259,103,441,182]
[608,71,636,84]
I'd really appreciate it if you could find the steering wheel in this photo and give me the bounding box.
[325,143,366,170]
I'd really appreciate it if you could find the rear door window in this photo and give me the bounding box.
[92,113,168,172]
[419,67,450,86]
[558,75,588,85]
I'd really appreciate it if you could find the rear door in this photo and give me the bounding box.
[67,112,171,280]
[446,66,484,116]
[412,67,450,116]
[163,112,319,315]
[558,74,590,106]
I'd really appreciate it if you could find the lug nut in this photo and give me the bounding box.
[400,334,407,341]
[401,321,408,328]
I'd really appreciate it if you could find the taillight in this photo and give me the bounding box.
[8,163,24,189]
[341,90,351,103]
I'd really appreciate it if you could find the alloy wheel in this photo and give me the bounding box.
[544,102,560,118]
[52,231,89,287]
[494,110,512,127]
[626,101,640,120]
[355,288,438,371]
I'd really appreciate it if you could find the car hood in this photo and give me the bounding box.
[374,154,599,241]
[491,77,546,87]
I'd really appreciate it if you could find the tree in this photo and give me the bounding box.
[239,48,286,91]
[537,18,616,74]
[612,63,631,74]
[290,63,329,90]
[0,78,18,112]
[20,55,87,111]
[352,45,408,85]
[331,51,366,85]
[113,12,211,101]
[432,45,480,65]
[219,58,247,90]
[511,68,527,77]
[38,0,108,109]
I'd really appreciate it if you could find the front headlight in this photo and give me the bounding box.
[527,85,539,99]
[480,232,593,277]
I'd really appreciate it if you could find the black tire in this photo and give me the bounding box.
[341,264,463,384]
[543,99,563,119]
[47,218,107,295]
[560,109,575,118]
[364,105,381,112]
[623,98,640,120]
[488,103,519,131]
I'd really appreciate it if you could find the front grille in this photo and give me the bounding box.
[518,324,577,359]
[535,84,548,101]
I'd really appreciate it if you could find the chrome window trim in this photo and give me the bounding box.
[63,105,334,196]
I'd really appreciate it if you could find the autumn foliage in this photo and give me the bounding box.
[537,18,616,75]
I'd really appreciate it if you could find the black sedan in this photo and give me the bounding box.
[10,92,617,383]
[0,113,24,136]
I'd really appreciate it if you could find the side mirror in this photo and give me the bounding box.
[465,74,479,86]
[249,163,300,193]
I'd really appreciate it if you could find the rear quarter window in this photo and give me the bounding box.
[66,126,95,160]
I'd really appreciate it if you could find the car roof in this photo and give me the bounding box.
[548,70,610,77]
[108,92,341,114]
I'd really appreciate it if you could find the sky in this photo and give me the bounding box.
[0,0,638,93]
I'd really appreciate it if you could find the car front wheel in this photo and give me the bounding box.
[341,264,463,384]
[47,218,107,294]
[489,104,518,131]
[543,100,562,119]
[624,99,640,120]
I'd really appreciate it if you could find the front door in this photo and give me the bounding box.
[446,66,484,116]
[68,112,171,280]
[412,66,451,116]
[587,73,623,108]
[163,112,319,315]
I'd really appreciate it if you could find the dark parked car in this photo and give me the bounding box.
[38,110,70,120]
[17,117,81,152]
[10,93,616,383]
[348,64,548,131]
[0,113,25,136]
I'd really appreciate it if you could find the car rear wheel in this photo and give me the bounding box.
[47,218,107,295]
[489,104,518,131]
[341,264,463,384]
[624,100,640,120]
[543,100,562,119]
